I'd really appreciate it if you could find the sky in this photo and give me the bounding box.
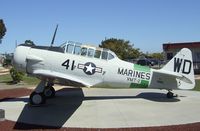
[1,0,200,53]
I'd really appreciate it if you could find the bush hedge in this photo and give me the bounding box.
[10,67,24,83]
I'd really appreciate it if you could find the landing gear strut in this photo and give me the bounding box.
[167,91,174,98]
[29,80,55,106]
[44,86,55,98]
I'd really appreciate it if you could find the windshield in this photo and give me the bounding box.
[60,41,117,60]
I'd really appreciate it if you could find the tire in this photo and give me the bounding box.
[29,92,46,106]
[44,86,55,98]
[167,92,174,99]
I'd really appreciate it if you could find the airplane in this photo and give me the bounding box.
[13,27,195,106]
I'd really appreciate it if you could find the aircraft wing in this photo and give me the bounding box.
[33,69,92,87]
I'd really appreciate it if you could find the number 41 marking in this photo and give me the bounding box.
[62,59,75,70]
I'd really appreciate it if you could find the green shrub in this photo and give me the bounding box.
[3,59,11,67]
[10,67,24,83]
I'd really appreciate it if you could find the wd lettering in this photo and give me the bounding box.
[182,59,192,74]
[174,57,192,74]
[174,58,182,72]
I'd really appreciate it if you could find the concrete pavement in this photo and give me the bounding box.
[1,88,200,128]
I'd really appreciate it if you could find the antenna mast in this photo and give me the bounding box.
[50,24,58,47]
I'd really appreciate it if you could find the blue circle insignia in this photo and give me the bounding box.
[83,62,96,75]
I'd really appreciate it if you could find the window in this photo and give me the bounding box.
[74,45,81,55]
[60,44,66,53]
[81,47,87,56]
[167,53,173,60]
[108,53,114,60]
[94,50,101,58]
[66,44,74,54]
[102,51,108,60]
[88,48,94,57]
[196,53,200,62]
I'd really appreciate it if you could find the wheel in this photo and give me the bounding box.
[167,91,174,99]
[43,86,55,98]
[29,92,46,106]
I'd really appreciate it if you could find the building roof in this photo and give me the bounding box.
[163,42,200,51]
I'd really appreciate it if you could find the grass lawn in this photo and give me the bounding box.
[0,74,12,83]
[0,74,40,86]
[194,79,200,91]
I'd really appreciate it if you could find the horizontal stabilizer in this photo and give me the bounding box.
[153,69,193,84]
[150,48,195,90]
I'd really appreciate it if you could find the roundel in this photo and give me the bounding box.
[83,62,96,75]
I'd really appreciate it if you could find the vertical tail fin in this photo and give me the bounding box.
[162,48,195,89]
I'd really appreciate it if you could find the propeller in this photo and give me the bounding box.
[50,24,58,47]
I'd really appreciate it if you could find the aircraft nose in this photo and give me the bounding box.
[13,45,30,72]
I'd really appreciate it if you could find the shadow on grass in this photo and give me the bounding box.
[0,80,18,85]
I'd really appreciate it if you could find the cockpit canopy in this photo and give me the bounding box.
[60,41,117,60]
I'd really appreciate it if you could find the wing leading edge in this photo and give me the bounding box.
[33,69,93,87]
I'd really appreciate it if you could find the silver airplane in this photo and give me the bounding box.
[13,28,195,106]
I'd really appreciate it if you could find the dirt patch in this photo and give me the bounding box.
[0,68,9,76]
[0,88,32,101]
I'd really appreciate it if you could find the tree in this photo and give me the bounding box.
[25,40,35,46]
[149,52,164,60]
[0,19,6,44]
[99,38,140,60]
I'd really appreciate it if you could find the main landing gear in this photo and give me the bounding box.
[166,90,177,99]
[29,80,55,106]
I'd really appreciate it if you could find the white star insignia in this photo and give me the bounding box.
[85,63,95,73]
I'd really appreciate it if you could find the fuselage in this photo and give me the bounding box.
[13,41,196,106]
[13,42,154,89]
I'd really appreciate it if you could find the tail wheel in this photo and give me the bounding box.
[44,86,55,98]
[167,91,174,99]
[30,92,46,106]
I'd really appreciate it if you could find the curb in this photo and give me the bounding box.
[0,109,5,121]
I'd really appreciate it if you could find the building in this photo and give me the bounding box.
[163,42,200,74]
